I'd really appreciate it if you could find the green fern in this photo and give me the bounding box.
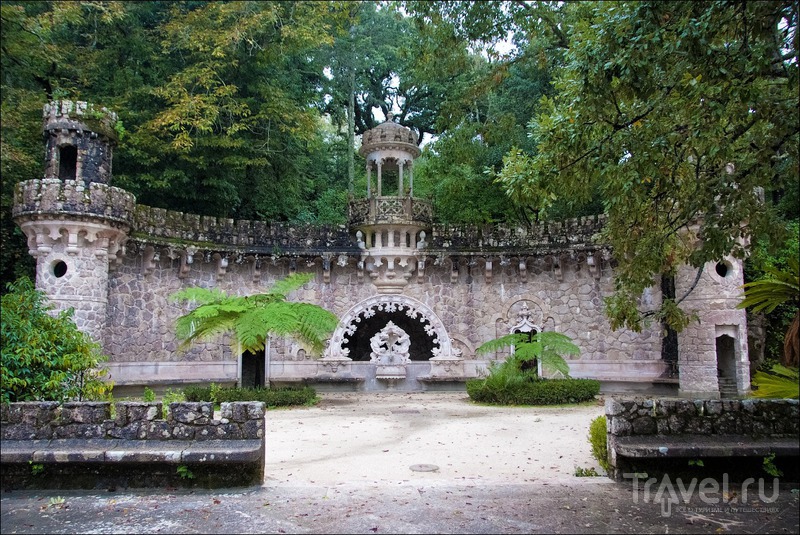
[476,331,578,377]
[738,257,800,314]
[170,273,338,355]
[751,364,799,399]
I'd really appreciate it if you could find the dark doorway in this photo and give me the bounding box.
[241,349,265,388]
[343,309,438,361]
[514,328,539,374]
[660,275,679,377]
[716,334,737,397]
[58,146,78,181]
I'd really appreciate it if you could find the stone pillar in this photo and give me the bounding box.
[376,159,383,197]
[366,161,372,197]
[408,161,414,197]
[398,159,404,196]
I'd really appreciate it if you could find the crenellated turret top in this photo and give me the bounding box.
[42,100,119,185]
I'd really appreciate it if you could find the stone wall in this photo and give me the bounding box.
[102,242,667,388]
[130,204,606,256]
[0,401,265,441]
[605,398,800,439]
[604,397,800,479]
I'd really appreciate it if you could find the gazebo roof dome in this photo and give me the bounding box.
[359,116,420,159]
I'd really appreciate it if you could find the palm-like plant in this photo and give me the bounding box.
[170,273,338,355]
[738,257,799,368]
[476,331,580,378]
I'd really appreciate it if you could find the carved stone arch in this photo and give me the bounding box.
[325,294,456,361]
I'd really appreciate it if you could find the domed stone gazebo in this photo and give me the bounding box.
[348,116,432,294]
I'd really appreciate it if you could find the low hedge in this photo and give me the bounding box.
[466,377,600,405]
[182,385,317,407]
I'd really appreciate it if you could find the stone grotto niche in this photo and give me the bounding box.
[326,295,457,362]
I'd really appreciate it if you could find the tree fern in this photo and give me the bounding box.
[738,257,799,367]
[170,273,338,355]
[476,331,579,378]
[751,364,799,399]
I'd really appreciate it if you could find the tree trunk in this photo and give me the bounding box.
[784,310,799,368]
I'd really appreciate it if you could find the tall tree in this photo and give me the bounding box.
[495,1,798,331]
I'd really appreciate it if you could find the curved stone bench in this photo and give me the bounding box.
[605,398,800,481]
[0,401,265,490]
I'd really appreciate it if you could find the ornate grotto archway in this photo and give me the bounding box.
[325,295,457,361]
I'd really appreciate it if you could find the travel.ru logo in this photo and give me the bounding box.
[624,473,780,517]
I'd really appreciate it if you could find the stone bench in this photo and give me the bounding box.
[605,398,799,481]
[0,401,265,490]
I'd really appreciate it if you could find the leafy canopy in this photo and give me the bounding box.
[495,1,798,331]
[170,273,338,356]
[1,277,111,403]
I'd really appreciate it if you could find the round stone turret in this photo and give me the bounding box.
[43,100,119,185]
[13,101,134,341]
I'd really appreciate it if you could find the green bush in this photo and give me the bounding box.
[1,277,111,403]
[466,373,600,405]
[182,384,317,407]
[589,415,610,473]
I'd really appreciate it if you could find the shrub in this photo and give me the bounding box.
[466,374,600,405]
[589,415,610,473]
[1,277,111,403]
[183,384,317,407]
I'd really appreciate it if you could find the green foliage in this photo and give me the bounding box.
[182,384,317,408]
[762,453,783,477]
[750,364,799,399]
[171,273,338,356]
[142,387,156,402]
[574,466,600,477]
[1,277,111,403]
[29,462,44,476]
[176,465,195,480]
[589,415,610,473]
[466,375,600,405]
[488,1,798,333]
[739,258,800,315]
[739,257,800,367]
[468,330,591,404]
[476,331,580,378]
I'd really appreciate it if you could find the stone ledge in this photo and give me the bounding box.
[0,438,264,465]
[417,376,469,383]
[613,435,800,459]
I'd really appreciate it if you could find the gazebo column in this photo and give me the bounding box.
[408,162,414,197]
[398,160,404,196]
[366,161,372,197]
[376,159,383,197]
